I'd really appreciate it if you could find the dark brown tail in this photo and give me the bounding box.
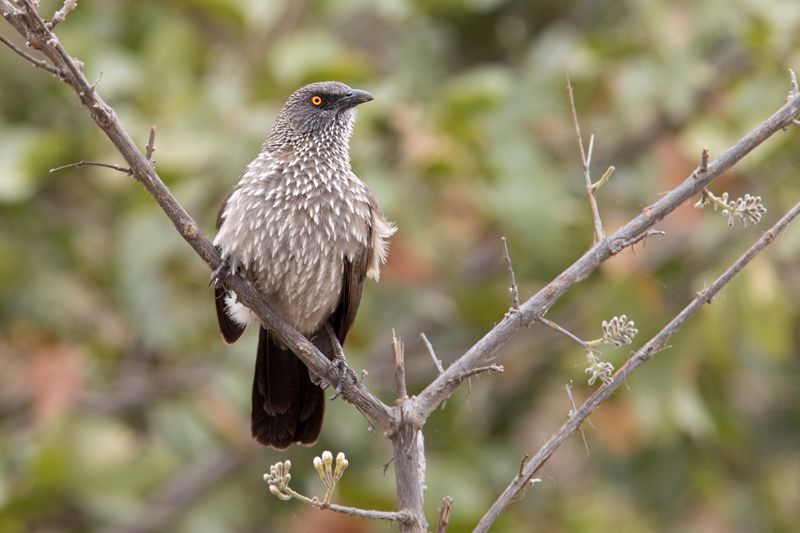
[251,327,325,449]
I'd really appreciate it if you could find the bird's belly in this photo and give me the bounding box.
[260,244,346,335]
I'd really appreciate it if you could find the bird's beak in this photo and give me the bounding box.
[338,89,374,109]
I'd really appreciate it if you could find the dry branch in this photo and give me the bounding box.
[416,86,800,422]
[3,4,800,531]
[474,197,800,532]
[0,0,397,432]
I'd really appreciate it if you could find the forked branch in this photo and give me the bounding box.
[474,197,800,532]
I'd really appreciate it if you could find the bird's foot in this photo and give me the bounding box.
[209,257,231,288]
[325,323,353,399]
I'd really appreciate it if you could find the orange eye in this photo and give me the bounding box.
[311,95,323,106]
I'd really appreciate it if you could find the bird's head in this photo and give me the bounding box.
[269,81,373,148]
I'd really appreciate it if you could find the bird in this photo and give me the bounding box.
[212,81,395,449]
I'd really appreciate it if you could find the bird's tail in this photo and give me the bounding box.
[251,327,325,448]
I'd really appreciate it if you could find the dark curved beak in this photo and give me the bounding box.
[338,89,374,109]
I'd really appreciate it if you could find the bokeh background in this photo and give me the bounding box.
[2,1,800,532]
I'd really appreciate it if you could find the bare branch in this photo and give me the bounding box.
[500,236,520,310]
[420,332,444,375]
[567,77,605,242]
[417,83,800,423]
[50,159,132,175]
[474,197,800,532]
[0,0,397,431]
[436,496,453,533]
[0,32,62,77]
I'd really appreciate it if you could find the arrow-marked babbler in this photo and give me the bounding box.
[212,81,395,449]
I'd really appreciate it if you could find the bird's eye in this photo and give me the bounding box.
[311,95,323,107]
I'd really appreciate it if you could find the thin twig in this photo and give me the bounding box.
[591,165,615,191]
[447,364,504,385]
[319,502,413,523]
[393,330,407,400]
[565,382,590,454]
[436,496,453,533]
[420,333,444,374]
[418,83,800,422]
[501,236,520,310]
[567,77,605,242]
[47,0,77,29]
[475,197,800,532]
[49,160,132,174]
[537,315,592,351]
[608,230,666,254]
[0,33,62,77]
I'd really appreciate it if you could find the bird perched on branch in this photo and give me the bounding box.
[212,81,395,449]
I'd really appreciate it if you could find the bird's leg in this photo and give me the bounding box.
[324,322,350,396]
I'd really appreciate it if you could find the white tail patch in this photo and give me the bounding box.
[225,291,255,326]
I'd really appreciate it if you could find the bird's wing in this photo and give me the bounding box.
[330,219,372,344]
[214,184,246,343]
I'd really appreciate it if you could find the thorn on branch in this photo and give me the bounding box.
[90,70,102,93]
[700,147,709,173]
[788,68,798,101]
[146,126,157,165]
[785,68,800,130]
[517,454,529,480]
[420,332,444,375]
[565,382,591,453]
[501,236,520,311]
[49,160,133,175]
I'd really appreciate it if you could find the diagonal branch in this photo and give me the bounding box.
[0,32,62,77]
[0,0,397,432]
[473,197,800,532]
[415,85,800,423]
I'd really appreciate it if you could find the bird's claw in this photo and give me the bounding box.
[324,322,353,400]
[209,257,231,288]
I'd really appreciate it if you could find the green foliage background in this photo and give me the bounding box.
[1,0,799,531]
